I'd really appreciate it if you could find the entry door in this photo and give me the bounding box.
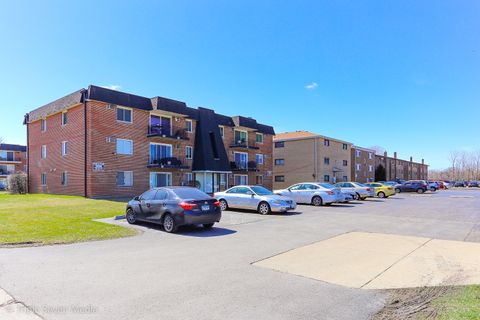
[150,172,172,188]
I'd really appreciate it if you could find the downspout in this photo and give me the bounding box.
[83,91,88,197]
[24,114,30,193]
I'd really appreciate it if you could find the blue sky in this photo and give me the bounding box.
[1,1,479,170]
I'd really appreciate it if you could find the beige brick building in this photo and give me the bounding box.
[273,131,352,189]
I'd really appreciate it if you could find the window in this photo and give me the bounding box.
[368,152,373,159]
[343,176,348,182]
[61,141,68,156]
[256,154,264,165]
[324,139,330,146]
[275,175,285,182]
[41,145,47,159]
[41,119,47,132]
[149,143,172,164]
[149,172,172,188]
[342,144,347,150]
[356,150,361,158]
[61,172,68,186]
[234,175,248,185]
[0,151,14,161]
[234,130,247,144]
[356,164,361,171]
[256,175,263,185]
[219,126,224,138]
[117,107,132,123]
[61,112,68,126]
[256,133,263,143]
[116,171,133,187]
[369,165,373,172]
[324,175,330,182]
[274,159,285,166]
[149,115,171,136]
[343,160,348,166]
[274,141,284,148]
[41,173,47,186]
[234,152,248,169]
[184,173,193,186]
[116,139,133,155]
[324,157,330,165]
[186,120,193,132]
[185,146,193,159]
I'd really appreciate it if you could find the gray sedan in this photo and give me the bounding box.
[334,182,373,200]
[214,185,296,215]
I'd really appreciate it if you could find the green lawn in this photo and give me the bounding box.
[0,194,137,246]
[432,285,480,320]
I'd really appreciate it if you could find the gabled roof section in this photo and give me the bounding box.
[28,88,86,122]
[87,85,152,111]
[231,115,275,135]
[0,144,27,152]
[274,130,352,144]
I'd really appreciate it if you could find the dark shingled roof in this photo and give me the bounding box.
[28,89,86,122]
[87,85,152,111]
[151,96,196,118]
[0,144,27,152]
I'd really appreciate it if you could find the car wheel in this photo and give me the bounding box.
[360,197,367,201]
[378,192,386,198]
[417,188,425,194]
[203,223,215,229]
[395,188,401,193]
[354,193,360,200]
[163,214,178,233]
[312,196,323,206]
[219,199,228,211]
[258,202,271,215]
[126,208,137,224]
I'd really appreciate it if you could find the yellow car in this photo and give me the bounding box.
[363,182,395,198]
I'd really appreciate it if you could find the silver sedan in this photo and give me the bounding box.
[214,185,297,215]
[334,182,373,200]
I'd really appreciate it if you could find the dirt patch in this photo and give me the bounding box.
[372,286,455,320]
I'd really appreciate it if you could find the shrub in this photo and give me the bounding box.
[8,173,28,194]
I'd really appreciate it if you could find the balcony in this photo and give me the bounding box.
[147,125,190,140]
[230,161,257,171]
[0,168,15,176]
[229,139,259,150]
[148,157,190,169]
[0,156,20,163]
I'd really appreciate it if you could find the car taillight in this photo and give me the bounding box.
[179,202,197,210]
[213,200,221,207]
[366,188,371,191]
[327,191,334,195]
[387,187,393,190]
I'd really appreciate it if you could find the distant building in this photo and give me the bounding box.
[351,146,376,183]
[273,131,352,189]
[24,85,274,197]
[0,143,27,188]
[375,151,428,181]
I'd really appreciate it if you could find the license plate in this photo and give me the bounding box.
[201,205,210,211]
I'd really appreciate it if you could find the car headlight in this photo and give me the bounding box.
[271,200,284,205]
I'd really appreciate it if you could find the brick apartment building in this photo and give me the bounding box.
[375,151,428,181]
[24,85,274,197]
[351,146,376,183]
[0,144,27,189]
[273,131,352,189]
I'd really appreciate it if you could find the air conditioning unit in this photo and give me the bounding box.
[106,104,116,110]
[106,136,116,143]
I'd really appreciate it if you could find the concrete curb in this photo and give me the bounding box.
[0,288,43,320]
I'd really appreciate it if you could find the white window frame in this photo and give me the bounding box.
[116,139,133,155]
[368,152,373,159]
[234,151,248,169]
[185,146,193,159]
[61,141,68,156]
[184,173,193,185]
[61,111,68,126]
[234,129,248,144]
[116,106,133,123]
[256,133,264,144]
[41,118,47,132]
[256,154,264,165]
[41,145,47,159]
[117,171,134,187]
[369,165,373,172]
[233,174,248,186]
[185,119,193,133]
[61,171,68,186]
[149,142,173,163]
[41,173,47,186]
[150,114,173,136]
[256,175,264,185]
[356,150,361,158]
[219,126,224,138]
[149,172,172,188]
[356,164,361,171]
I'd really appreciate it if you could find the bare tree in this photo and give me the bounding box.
[0,137,4,145]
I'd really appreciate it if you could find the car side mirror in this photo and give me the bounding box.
[133,196,140,201]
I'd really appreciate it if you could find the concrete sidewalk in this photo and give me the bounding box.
[254,232,480,289]
[0,288,42,320]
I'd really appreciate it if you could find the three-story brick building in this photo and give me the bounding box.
[0,143,27,189]
[351,146,376,183]
[24,85,274,197]
[375,151,428,181]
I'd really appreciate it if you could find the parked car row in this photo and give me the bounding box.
[125,179,442,233]
[453,181,480,188]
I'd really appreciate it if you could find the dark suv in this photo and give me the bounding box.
[397,180,429,194]
[126,187,222,233]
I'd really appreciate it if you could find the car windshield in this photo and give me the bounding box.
[171,188,210,199]
[319,183,335,189]
[251,186,274,195]
[355,183,367,187]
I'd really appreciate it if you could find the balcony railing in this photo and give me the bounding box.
[0,157,20,162]
[0,169,15,175]
[229,139,259,150]
[148,157,190,169]
[230,161,257,171]
[147,125,190,140]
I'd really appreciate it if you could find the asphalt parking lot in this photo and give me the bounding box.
[0,189,479,320]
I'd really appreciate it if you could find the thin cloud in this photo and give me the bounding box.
[102,84,122,91]
[305,82,318,90]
